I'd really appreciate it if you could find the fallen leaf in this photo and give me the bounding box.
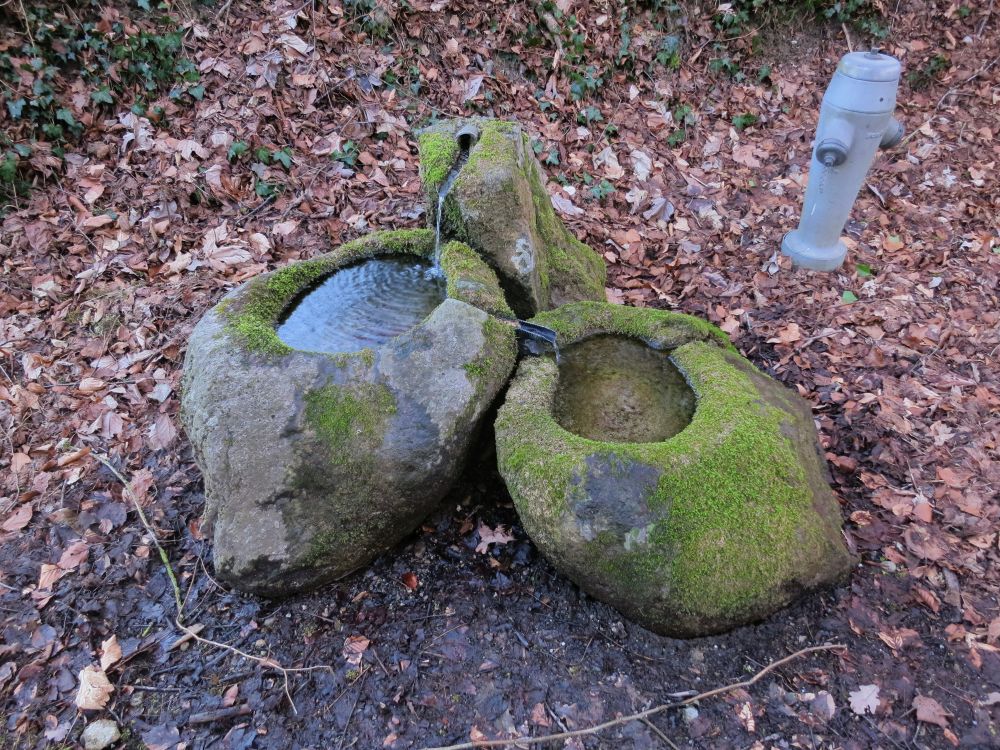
[2,504,32,532]
[849,684,879,715]
[629,149,652,181]
[476,522,515,554]
[148,413,177,451]
[462,75,484,102]
[768,322,802,344]
[913,695,951,729]
[57,539,89,570]
[593,146,624,179]
[551,193,584,217]
[342,635,370,666]
[401,572,419,590]
[100,635,122,671]
[75,665,114,710]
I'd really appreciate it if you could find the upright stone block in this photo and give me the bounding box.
[418,118,606,318]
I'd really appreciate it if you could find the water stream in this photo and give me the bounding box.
[431,150,469,274]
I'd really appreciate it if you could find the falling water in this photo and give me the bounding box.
[431,150,469,274]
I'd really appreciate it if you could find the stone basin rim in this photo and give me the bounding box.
[518,302,739,452]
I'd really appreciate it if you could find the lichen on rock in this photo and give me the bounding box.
[417,118,606,317]
[494,301,854,636]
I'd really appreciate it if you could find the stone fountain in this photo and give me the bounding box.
[181,118,852,634]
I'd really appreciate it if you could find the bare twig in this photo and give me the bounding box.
[188,704,253,724]
[419,644,846,750]
[93,453,183,616]
[641,716,680,750]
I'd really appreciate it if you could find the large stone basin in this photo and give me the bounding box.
[181,229,517,595]
[494,302,854,636]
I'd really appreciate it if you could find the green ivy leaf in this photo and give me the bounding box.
[90,87,114,105]
[0,154,18,184]
[228,141,249,162]
[841,290,859,304]
[254,180,280,198]
[7,98,26,119]
[56,108,76,126]
[187,84,205,100]
[273,148,293,169]
[856,263,873,277]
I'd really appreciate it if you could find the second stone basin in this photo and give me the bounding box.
[494,301,854,636]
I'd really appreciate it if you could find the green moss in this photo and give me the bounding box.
[530,300,735,352]
[220,229,435,356]
[427,120,605,315]
[524,155,606,303]
[304,382,396,460]
[439,240,514,319]
[418,131,460,194]
[495,302,850,634]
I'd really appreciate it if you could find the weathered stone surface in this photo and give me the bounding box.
[82,719,120,750]
[494,301,854,636]
[418,119,606,317]
[181,230,517,595]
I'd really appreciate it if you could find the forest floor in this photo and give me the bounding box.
[1,0,998,748]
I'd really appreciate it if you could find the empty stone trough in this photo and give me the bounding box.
[181,118,853,635]
[494,302,854,636]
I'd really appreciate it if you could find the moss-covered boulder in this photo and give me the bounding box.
[418,118,606,318]
[181,229,518,596]
[494,302,854,636]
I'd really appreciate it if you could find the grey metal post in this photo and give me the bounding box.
[782,50,904,271]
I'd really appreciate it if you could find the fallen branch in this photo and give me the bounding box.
[188,704,253,725]
[93,452,333,714]
[420,643,846,750]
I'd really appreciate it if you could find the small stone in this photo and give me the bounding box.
[811,690,837,721]
[682,706,699,724]
[82,719,120,750]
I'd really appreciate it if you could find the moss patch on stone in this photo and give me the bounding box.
[418,131,460,196]
[530,300,736,353]
[523,152,606,305]
[219,229,435,356]
[439,240,514,319]
[304,381,396,461]
[495,302,851,635]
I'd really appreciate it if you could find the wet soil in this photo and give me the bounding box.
[3,436,994,749]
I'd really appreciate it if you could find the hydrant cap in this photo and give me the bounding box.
[837,51,901,82]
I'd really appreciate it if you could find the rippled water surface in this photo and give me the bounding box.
[276,257,445,354]
[554,335,696,443]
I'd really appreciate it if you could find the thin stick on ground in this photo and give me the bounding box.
[419,643,846,750]
[93,452,332,714]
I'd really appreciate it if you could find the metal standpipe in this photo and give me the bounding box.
[782,50,904,271]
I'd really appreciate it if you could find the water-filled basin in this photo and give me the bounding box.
[276,257,445,354]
